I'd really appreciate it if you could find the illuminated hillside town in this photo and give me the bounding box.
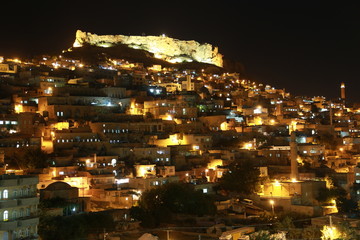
[0,30,359,240]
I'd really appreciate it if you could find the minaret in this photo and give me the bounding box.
[290,131,299,180]
[275,101,283,117]
[329,102,333,126]
[340,82,345,100]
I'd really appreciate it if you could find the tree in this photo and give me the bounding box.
[316,187,341,203]
[336,221,357,240]
[14,147,49,170]
[131,182,216,227]
[302,226,321,240]
[274,216,301,239]
[316,133,338,150]
[129,206,157,228]
[138,182,216,216]
[320,222,357,240]
[250,230,276,240]
[218,159,261,195]
[317,185,358,214]
[38,212,115,240]
[336,196,358,214]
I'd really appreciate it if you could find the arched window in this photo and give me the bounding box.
[3,210,8,221]
[3,190,8,199]
[111,159,117,167]
[12,211,17,220]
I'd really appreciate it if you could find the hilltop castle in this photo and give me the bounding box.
[73,30,223,67]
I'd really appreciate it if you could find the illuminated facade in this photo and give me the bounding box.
[340,82,345,100]
[143,99,198,119]
[0,175,39,240]
[261,179,328,216]
[73,30,223,67]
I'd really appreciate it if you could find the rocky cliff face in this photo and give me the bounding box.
[73,30,223,67]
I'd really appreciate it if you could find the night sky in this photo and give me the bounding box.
[2,1,360,102]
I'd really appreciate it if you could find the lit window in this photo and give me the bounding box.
[254,108,262,114]
[111,159,117,167]
[3,190,8,199]
[3,210,8,221]
[203,188,208,193]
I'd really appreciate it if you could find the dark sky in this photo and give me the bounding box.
[2,1,360,102]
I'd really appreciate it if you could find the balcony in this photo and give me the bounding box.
[17,197,39,206]
[0,220,17,230]
[17,217,39,227]
[0,179,18,187]
[0,176,38,187]
[0,199,18,209]
[0,197,39,209]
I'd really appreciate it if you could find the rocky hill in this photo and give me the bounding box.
[63,30,245,74]
[73,30,223,67]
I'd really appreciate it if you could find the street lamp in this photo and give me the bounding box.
[269,199,275,215]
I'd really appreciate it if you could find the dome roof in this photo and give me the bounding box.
[45,181,72,190]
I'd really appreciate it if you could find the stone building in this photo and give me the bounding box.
[0,175,39,240]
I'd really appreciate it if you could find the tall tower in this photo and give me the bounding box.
[340,82,345,100]
[275,101,283,117]
[290,131,299,180]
